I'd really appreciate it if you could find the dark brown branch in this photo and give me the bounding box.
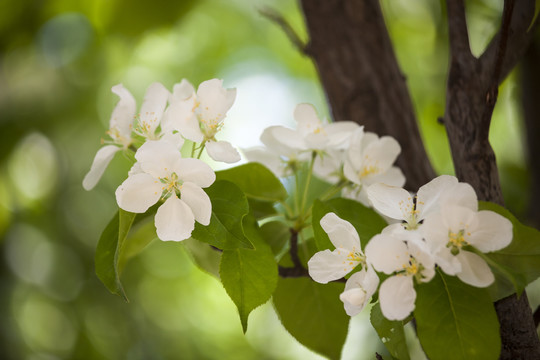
[535,305,540,328]
[259,7,308,55]
[444,0,540,358]
[300,0,435,190]
[480,0,539,83]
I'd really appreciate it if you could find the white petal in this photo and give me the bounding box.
[307,249,358,283]
[266,126,305,151]
[468,210,513,252]
[440,205,479,238]
[160,132,185,150]
[433,247,462,276]
[320,212,361,251]
[343,159,362,185]
[109,84,136,141]
[139,82,169,136]
[340,268,380,316]
[135,140,182,179]
[408,240,436,282]
[155,196,195,241]
[313,150,344,184]
[174,158,216,188]
[324,122,361,149]
[196,79,236,123]
[171,79,195,101]
[367,183,413,221]
[345,128,366,171]
[361,135,401,174]
[242,147,284,177]
[161,97,204,142]
[205,140,241,163]
[115,173,162,213]
[365,234,408,274]
[180,182,212,225]
[362,166,406,188]
[379,275,416,321]
[294,103,321,138]
[456,251,494,287]
[82,145,120,190]
[421,212,451,250]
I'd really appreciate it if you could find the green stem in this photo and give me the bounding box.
[196,140,206,159]
[320,180,350,201]
[300,152,316,215]
[190,141,197,158]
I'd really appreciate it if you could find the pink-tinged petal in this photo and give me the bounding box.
[379,275,416,321]
[82,145,120,190]
[180,182,212,226]
[162,97,204,142]
[196,79,236,123]
[155,196,195,241]
[366,183,413,221]
[320,212,361,252]
[205,140,241,163]
[340,267,380,316]
[174,158,215,188]
[139,82,169,136]
[109,84,136,140]
[242,147,284,177]
[456,251,494,287]
[307,249,358,283]
[135,140,182,179]
[115,173,162,213]
[365,234,408,274]
[468,210,513,252]
[171,79,195,101]
[294,103,321,137]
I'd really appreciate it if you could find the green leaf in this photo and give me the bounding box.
[415,271,500,360]
[117,216,157,274]
[273,277,349,360]
[183,238,221,279]
[312,198,387,250]
[248,198,277,219]
[370,303,410,360]
[215,162,287,202]
[220,215,278,332]
[192,180,253,250]
[259,220,290,256]
[479,201,540,299]
[95,209,136,301]
[527,0,540,32]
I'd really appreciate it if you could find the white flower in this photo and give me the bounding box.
[367,175,476,230]
[164,79,240,163]
[421,196,513,287]
[365,232,435,320]
[342,129,405,206]
[83,84,136,190]
[115,139,215,242]
[307,213,379,315]
[132,82,170,141]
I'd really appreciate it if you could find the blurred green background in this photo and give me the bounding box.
[0,0,537,359]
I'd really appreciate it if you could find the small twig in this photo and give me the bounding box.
[479,0,515,137]
[446,0,474,59]
[259,7,308,55]
[375,352,383,360]
[289,228,303,269]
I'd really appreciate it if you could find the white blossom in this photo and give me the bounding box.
[365,232,435,320]
[307,212,379,315]
[115,139,215,242]
[164,79,240,163]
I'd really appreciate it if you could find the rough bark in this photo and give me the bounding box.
[300,0,436,190]
[444,0,540,358]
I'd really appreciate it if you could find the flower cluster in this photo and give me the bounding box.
[308,175,513,320]
[83,79,239,241]
[243,103,405,205]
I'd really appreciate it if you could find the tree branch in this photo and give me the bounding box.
[259,7,308,55]
[300,0,435,190]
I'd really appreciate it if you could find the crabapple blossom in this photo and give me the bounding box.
[308,213,379,315]
[342,129,405,206]
[365,232,435,320]
[421,194,513,287]
[83,84,136,190]
[115,139,215,242]
[164,79,240,163]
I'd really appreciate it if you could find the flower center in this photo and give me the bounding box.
[160,172,182,198]
[400,254,426,282]
[446,229,469,255]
